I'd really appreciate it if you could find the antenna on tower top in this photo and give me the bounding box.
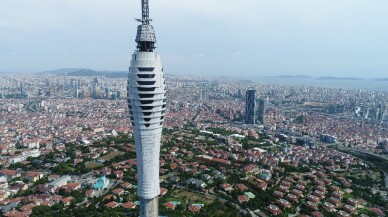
[141,0,150,25]
[135,0,156,52]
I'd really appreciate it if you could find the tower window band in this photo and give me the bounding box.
[137,67,154,72]
[138,87,155,92]
[140,100,153,105]
[137,74,155,78]
[137,81,156,86]
[139,94,154,98]
[141,106,153,110]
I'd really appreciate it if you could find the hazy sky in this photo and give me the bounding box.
[1,0,388,78]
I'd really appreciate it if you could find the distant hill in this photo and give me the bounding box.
[42,68,127,78]
[316,76,361,80]
[373,78,388,81]
[0,71,19,75]
[41,68,84,74]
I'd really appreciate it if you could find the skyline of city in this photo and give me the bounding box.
[1,73,388,216]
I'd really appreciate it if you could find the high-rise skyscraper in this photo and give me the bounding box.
[258,98,265,124]
[19,81,24,96]
[127,0,166,216]
[245,89,256,124]
[382,104,387,121]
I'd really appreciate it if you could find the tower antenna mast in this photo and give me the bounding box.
[141,0,150,24]
[135,0,156,52]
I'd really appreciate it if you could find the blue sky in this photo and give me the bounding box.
[1,0,388,77]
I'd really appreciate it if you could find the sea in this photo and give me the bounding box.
[254,77,388,93]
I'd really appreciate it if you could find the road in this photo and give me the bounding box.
[253,208,268,217]
[81,172,93,179]
[337,144,388,161]
[337,144,388,194]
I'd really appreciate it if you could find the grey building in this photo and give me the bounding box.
[245,89,256,124]
[258,98,265,124]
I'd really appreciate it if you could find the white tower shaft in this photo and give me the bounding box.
[128,1,166,216]
[128,52,165,217]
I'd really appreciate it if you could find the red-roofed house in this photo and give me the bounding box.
[311,211,323,217]
[273,191,284,198]
[160,188,168,196]
[25,172,43,183]
[61,183,81,193]
[122,202,136,209]
[220,183,233,191]
[112,188,124,196]
[114,170,124,179]
[61,196,74,206]
[121,182,132,189]
[85,189,95,197]
[0,169,19,179]
[238,195,249,203]
[236,184,248,191]
[48,174,60,182]
[276,199,291,208]
[103,194,116,202]
[188,205,201,212]
[257,181,268,191]
[266,205,282,215]
[164,202,176,210]
[105,201,119,209]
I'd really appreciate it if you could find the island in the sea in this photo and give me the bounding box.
[316,76,361,80]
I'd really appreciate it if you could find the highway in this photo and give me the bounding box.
[336,144,388,161]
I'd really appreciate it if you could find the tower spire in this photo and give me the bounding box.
[141,0,150,25]
[136,0,156,52]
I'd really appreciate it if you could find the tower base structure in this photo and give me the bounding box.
[140,197,158,217]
